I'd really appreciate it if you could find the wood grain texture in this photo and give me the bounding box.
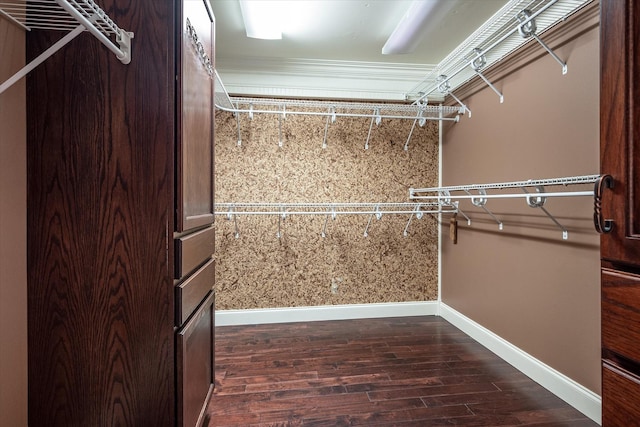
[175,225,215,278]
[214,110,439,309]
[600,1,640,424]
[176,258,215,326]
[602,268,640,364]
[177,291,215,427]
[602,363,640,427]
[177,0,215,232]
[206,316,597,426]
[600,0,640,265]
[26,1,175,425]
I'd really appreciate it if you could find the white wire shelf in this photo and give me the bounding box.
[220,97,462,122]
[215,202,458,239]
[214,70,462,121]
[410,174,600,240]
[408,0,593,111]
[0,0,133,94]
[216,202,455,216]
[214,70,461,151]
[410,174,600,195]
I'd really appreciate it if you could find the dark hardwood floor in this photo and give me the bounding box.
[205,316,597,426]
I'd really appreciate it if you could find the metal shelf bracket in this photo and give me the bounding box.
[0,0,134,95]
[517,9,568,75]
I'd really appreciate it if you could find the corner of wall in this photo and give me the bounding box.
[0,17,28,427]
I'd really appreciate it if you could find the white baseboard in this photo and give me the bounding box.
[439,302,602,425]
[215,301,438,326]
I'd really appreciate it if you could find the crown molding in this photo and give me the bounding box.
[216,57,437,101]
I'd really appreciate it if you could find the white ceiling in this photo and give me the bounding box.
[210,0,510,100]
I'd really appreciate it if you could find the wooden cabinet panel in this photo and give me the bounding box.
[176,0,215,232]
[26,1,176,425]
[602,268,640,364]
[602,362,640,426]
[25,1,216,425]
[175,225,215,279]
[601,1,640,423]
[176,258,214,326]
[177,291,215,427]
[600,0,640,267]
[175,2,216,425]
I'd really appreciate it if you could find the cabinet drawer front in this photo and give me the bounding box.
[603,362,640,425]
[176,258,214,326]
[602,268,640,364]
[177,291,214,427]
[175,226,215,279]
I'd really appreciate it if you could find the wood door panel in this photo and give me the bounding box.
[600,0,640,266]
[177,0,215,232]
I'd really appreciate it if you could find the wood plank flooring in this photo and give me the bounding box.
[204,316,597,426]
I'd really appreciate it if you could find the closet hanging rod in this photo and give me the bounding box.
[216,202,456,239]
[410,174,599,195]
[228,97,456,114]
[411,190,593,201]
[409,174,600,240]
[216,103,460,122]
[0,0,133,95]
[215,202,457,216]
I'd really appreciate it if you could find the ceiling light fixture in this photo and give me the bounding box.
[238,0,282,40]
[382,0,454,55]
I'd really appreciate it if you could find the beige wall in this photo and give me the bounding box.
[0,16,28,427]
[441,9,601,393]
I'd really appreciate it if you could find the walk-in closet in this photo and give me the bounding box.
[1,0,638,426]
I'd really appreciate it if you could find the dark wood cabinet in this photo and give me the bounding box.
[176,258,215,326]
[26,1,215,425]
[603,362,640,424]
[177,291,215,427]
[174,2,216,425]
[600,0,640,424]
[177,0,215,233]
[602,269,640,364]
[599,0,640,266]
[175,225,216,279]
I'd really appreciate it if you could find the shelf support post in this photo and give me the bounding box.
[404,118,418,151]
[466,189,503,230]
[235,103,242,146]
[0,24,86,95]
[522,186,568,239]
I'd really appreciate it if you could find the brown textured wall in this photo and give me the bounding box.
[214,107,439,309]
[0,16,28,426]
[441,14,601,394]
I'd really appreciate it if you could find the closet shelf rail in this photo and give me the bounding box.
[215,202,458,239]
[214,70,461,121]
[408,0,592,109]
[0,0,133,95]
[410,174,600,240]
[214,70,462,150]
